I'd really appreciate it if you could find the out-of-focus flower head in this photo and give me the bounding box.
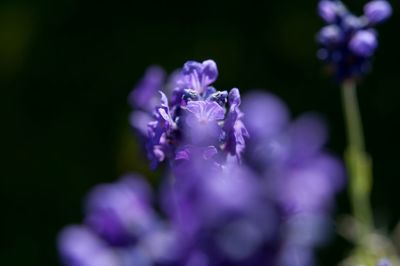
[83,175,157,246]
[58,174,183,266]
[132,60,248,169]
[128,66,180,136]
[58,226,120,266]
[242,91,346,265]
[59,89,345,266]
[160,159,281,265]
[316,0,391,81]
[377,258,392,266]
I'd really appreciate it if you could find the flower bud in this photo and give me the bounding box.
[364,0,392,24]
[349,30,378,57]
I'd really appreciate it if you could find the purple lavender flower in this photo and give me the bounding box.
[318,0,339,23]
[377,258,392,266]
[141,60,248,169]
[161,160,280,265]
[128,66,166,111]
[58,226,120,266]
[59,89,345,266]
[178,60,218,94]
[316,0,391,81]
[349,30,378,57]
[60,51,347,266]
[58,174,183,266]
[83,174,156,246]
[364,0,392,24]
[129,66,180,135]
[242,91,345,265]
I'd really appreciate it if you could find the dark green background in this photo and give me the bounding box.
[2,0,399,265]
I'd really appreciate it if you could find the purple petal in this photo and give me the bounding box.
[179,60,219,93]
[58,226,119,266]
[201,60,218,87]
[228,88,241,106]
[185,101,225,124]
[129,66,166,111]
[202,146,218,160]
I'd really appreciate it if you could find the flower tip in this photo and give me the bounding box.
[202,59,219,83]
[317,25,343,45]
[228,88,241,106]
[364,0,392,24]
[349,30,378,57]
[318,0,338,23]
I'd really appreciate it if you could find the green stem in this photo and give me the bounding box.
[341,80,374,242]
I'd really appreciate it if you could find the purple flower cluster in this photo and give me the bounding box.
[241,92,345,265]
[130,60,248,169]
[58,60,345,265]
[317,0,391,81]
[58,174,182,266]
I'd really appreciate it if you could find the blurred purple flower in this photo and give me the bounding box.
[128,66,180,135]
[349,30,378,57]
[58,226,120,266]
[60,69,344,266]
[128,66,166,111]
[242,91,345,265]
[316,0,391,81]
[377,258,392,266]
[364,0,392,24]
[84,175,156,246]
[318,0,339,23]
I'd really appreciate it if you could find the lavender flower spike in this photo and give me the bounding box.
[316,0,392,81]
[144,60,248,168]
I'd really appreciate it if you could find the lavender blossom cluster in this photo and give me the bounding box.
[317,0,391,81]
[58,60,345,266]
[129,60,248,169]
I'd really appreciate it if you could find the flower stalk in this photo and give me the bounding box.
[341,80,374,241]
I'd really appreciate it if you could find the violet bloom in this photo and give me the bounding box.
[58,226,120,266]
[178,60,218,94]
[128,66,180,135]
[143,60,248,169]
[161,160,280,265]
[349,30,378,57]
[58,174,182,266]
[59,167,280,265]
[377,258,392,266]
[128,66,166,112]
[364,0,392,24]
[316,0,391,81]
[59,89,345,266]
[84,175,157,246]
[242,91,345,266]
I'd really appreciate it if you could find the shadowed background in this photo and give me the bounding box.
[2,0,399,265]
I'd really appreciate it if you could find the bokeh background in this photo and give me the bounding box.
[2,0,399,265]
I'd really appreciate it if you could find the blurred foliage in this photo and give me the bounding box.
[2,0,400,265]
